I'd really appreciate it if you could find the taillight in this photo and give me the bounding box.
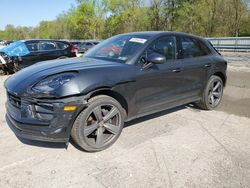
[69,43,77,54]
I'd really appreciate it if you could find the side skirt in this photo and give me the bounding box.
[125,96,200,122]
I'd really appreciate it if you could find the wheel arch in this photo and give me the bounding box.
[213,72,226,86]
[86,88,129,117]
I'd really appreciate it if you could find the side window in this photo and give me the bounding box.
[56,42,69,50]
[86,42,92,46]
[138,36,176,65]
[26,42,39,52]
[39,41,57,51]
[150,36,177,60]
[198,40,211,55]
[181,37,210,58]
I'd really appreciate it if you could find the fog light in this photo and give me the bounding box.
[64,106,77,111]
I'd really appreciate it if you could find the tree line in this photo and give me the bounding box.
[0,0,250,40]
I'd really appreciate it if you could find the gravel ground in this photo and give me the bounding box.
[222,52,250,72]
[0,52,250,188]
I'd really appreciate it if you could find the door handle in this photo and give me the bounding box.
[204,64,211,68]
[172,68,181,73]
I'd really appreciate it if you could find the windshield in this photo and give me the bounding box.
[1,41,30,56]
[84,35,150,63]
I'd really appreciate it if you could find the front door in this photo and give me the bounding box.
[134,36,185,115]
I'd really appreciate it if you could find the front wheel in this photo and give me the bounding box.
[197,75,224,110]
[71,95,126,152]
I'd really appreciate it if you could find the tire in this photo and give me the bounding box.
[71,95,126,152]
[197,75,223,110]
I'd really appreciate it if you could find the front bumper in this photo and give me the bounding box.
[5,92,87,142]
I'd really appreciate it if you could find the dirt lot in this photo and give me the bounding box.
[0,52,250,188]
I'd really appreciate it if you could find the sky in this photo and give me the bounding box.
[0,0,76,30]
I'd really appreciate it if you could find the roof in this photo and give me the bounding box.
[20,39,69,43]
[119,31,204,40]
[18,31,204,43]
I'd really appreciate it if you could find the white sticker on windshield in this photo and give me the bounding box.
[129,38,147,44]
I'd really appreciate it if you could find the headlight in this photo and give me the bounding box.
[32,72,76,93]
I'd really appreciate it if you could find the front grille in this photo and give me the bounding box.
[8,92,21,109]
[7,92,54,123]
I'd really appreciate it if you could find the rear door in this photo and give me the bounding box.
[38,41,60,61]
[55,42,71,57]
[178,36,213,98]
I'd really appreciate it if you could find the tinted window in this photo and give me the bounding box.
[138,36,176,65]
[39,41,57,51]
[198,40,211,55]
[181,37,210,58]
[56,42,69,50]
[26,42,39,52]
[86,42,92,46]
[147,36,177,60]
[80,42,88,47]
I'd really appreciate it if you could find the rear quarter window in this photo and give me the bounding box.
[198,40,211,55]
[56,42,69,50]
[181,37,211,58]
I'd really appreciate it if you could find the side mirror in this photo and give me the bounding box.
[146,53,166,64]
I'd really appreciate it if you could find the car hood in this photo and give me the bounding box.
[5,57,137,98]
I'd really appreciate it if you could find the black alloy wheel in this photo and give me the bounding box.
[197,75,224,110]
[207,79,223,108]
[71,95,125,152]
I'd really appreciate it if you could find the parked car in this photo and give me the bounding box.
[71,41,82,48]
[0,39,77,74]
[4,40,14,46]
[77,41,99,53]
[5,32,227,152]
[0,40,15,46]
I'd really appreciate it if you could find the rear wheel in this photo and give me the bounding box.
[71,95,126,152]
[197,75,223,110]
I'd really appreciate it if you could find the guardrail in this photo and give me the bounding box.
[207,37,250,52]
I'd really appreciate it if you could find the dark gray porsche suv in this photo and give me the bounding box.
[5,32,227,152]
